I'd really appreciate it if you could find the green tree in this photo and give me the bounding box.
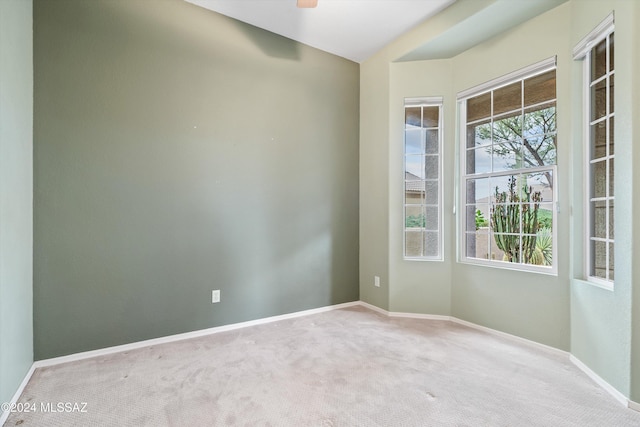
[405,214,425,228]
[475,209,488,230]
[478,107,556,188]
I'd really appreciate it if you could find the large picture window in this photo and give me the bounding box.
[404,98,443,260]
[458,59,557,272]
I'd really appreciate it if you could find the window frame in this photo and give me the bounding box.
[403,97,444,261]
[573,13,615,289]
[456,57,558,274]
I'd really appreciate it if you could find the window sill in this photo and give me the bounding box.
[572,277,614,292]
[404,257,444,262]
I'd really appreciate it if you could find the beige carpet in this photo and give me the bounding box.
[6,306,640,426]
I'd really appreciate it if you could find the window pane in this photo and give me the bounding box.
[532,227,553,266]
[423,106,439,128]
[609,33,614,72]
[405,230,423,257]
[405,155,423,178]
[424,181,438,204]
[609,117,614,155]
[591,38,607,81]
[592,160,606,198]
[493,114,521,143]
[590,79,606,121]
[405,205,424,228]
[491,175,518,203]
[467,92,491,122]
[467,230,488,259]
[609,199,614,239]
[524,171,553,201]
[591,120,606,158]
[424,232,439,257]
[609,158,614,197]
[405,129,422,154]
[537,203,553,230]
[493,142,521,172]
[467,121,491,148]
[524,70,556,106]
[493,82,522,115]
[466,205,479,232]
[466,178,490,204]
[405,107,421,128]
[425,206,439,230]
[592,200,606,239]
[491,204,521,234]
[610,74,614,113]
[609,243,614,281]
[591,240,607,279]
[405,181,424,204]
[523,135,556,168]
[424,155,439,179]
[466,147,491,175]
[523,105,555,138]
[425,129,438,154]
[474,204,490,229]
[492,233,519,263]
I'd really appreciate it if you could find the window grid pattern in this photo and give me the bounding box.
[462,69,556,271]
[404,103,442,260]
[587,32,614,282]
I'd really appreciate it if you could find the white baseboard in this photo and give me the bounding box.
[357,300,390,315]
[34,301,361,368]
[0,364,36,427]
[569,355,629,407]
[389,311,450,321]
[357,301,450,321]
[449,317,568,357]
[629,400,640,412]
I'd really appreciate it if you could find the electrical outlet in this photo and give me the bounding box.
[211,290,220,303]
[374,276,380,287]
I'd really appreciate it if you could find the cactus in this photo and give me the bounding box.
[491,176,541,264]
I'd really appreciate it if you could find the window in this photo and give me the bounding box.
[574,15,614,285]
[458,58,557,272]
[404,98,443,260]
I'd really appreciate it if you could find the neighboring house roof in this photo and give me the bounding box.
[405,172,425,193]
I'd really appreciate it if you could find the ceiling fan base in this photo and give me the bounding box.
[297,0,318,8]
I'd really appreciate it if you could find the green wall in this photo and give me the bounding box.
[569,0,635,397]
[450,3,571,351]
[388,60,453,315]
[0,0,33,409]
[361,0,640,402]
[358,0,494,312]
[33,0,359,360]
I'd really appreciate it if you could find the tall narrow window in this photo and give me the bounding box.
[404,98,443,260]
[458,58,557,273]
[582,26,615,284]
[573,14,614,286]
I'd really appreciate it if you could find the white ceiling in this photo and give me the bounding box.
[185,0,456,63]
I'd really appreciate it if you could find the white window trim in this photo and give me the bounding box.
[456,58,558,274]
[572,12,614,60]
[575,14,615,290]
[456,57,556,101]
[403,97,444,261]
